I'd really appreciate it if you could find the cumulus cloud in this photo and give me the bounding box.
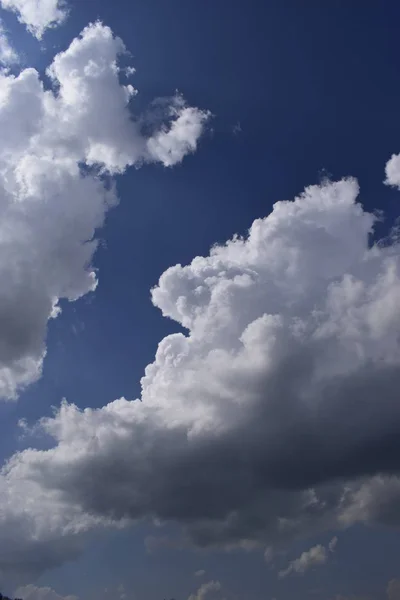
[15,584,77,600]
[278,537,337,578]
[0,20,18,65]
[385,154,400,188]
[0,21,208,400]
[0,0,68,39]
[188,581,222,600]
[3,177,400,578]
[146,100,210,167]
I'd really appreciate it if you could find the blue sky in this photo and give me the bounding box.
[1,2,400,600]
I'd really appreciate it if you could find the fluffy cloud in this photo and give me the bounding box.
[385,153,400,188]
[15,584,77,600]
[0,0,68,39]
[195,570,206,578]
[0,21,208,400]
[3,176,400,578]
[278,537,337,578]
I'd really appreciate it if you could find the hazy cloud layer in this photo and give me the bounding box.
[15,584,77,600]
[0,21,208,400]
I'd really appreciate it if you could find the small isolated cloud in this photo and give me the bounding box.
[188,581,222,600]
[15,584,77,600]
[232,121,242,135]
[195,570,206,578]
[0,0,68,39]
[385,153,400,189]
[146,100,210,167]
[278,537,337,579]
[125,66,136,77]
[0,20,18,65]
[328,536,338,553]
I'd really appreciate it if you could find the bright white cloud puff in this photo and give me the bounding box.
[0,21,209,400]
[0,0,68,39]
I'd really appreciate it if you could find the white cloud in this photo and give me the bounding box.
[0,0,68,39]
[15,584,77,600]
[0,21,208,400]
[146,102,210,167]
[2,177,400,578]
[385,153,400,188]
[0,20,18,65]
[195,570,206,578]
[278,537,337,578]
[188,581,222,600]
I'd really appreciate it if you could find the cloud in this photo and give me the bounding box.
[328,536,338,553]
[0,20,18,65]
[387,579,400,600]
[0,0,68,39]
[195,570,206,578]
[278,537,337,578]
[0,21,208,400]
[146,99,210,167]
[385,153,400,188]
[3,177,400,578]
[188,581,222,600]
[15,584,77,600]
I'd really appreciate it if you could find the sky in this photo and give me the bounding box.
[2,1,400,599]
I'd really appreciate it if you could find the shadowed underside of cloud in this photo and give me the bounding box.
[0,20,209,400]
[0,0,68,39]
[3,171,400,580]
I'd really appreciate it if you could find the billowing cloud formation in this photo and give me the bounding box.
[0,0,68,39]
[0,20,17,64]
[0,21,208,399]
[15,584,77,600]
[3,176,400,578]
[278,537,337,578]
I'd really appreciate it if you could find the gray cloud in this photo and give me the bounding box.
[15,584,77,600]
[278,537,337,578]
[1,176,400,579]
[188,581,222,600]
